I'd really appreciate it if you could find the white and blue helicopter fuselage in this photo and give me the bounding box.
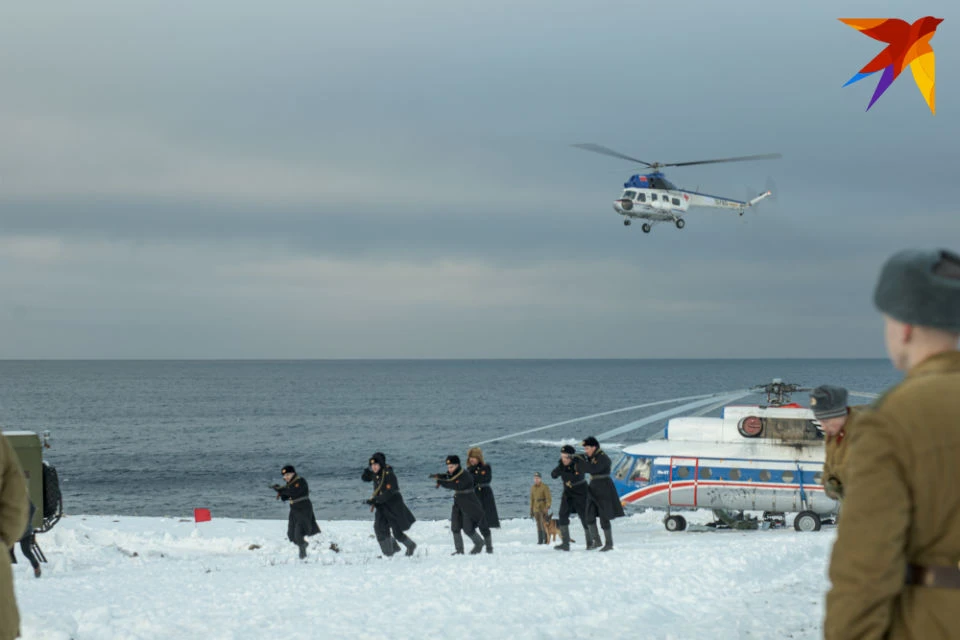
[613,172,771,233]
[611,404,839,531]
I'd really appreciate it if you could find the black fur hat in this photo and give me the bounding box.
[281,465,296,475]
[560,445,576,455]
[370,452,386,466]
[581,436,600,448]
[446,454,461,466]
[873,248,960,332]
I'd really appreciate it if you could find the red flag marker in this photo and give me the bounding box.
[194,508,212,523]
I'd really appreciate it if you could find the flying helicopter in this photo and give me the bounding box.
[572,143,782,234]
[468,379,878,533]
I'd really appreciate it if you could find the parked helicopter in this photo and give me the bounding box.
[609,380,878,532]
[572,143,782,233]
[469,379,878,533]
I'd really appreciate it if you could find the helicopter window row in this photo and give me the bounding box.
[670,465,820,485]
[671,197,680,206]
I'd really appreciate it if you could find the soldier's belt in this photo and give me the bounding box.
[589,474,610,480]
[289,496,310,504]
[905,564,960,589]
[565,480,587,488]
[454,489,473,495]
[478,483,491,488]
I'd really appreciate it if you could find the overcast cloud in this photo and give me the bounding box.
[0,0,956,358]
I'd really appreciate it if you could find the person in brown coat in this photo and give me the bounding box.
[1,432,30,640]
[824,247,960,639]
[810,385,867,501]
[529,472,552,544]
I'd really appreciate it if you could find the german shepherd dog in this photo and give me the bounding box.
[542,512,575,544]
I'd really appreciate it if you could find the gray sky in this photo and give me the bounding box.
[0,0,956,358]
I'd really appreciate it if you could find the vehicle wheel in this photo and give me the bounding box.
[793,510,821,532]
[664,515,686,532]
[675,218,685,229]
[641,223,651,233]
[623,219,631,226]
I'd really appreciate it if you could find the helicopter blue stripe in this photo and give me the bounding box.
[677,189,747,205]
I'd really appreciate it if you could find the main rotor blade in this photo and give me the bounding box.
[848,391,880,399]
[468,391,742,447]
[596,391,752,440]
[663,153,782,168]
[571,143,653,167]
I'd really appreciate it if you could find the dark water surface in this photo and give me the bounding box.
[0,359,899,521]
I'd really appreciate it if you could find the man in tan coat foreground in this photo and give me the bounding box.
[1,432,30,640]
[824,248,960,639]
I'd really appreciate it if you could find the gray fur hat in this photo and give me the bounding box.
[873,248,960,332]
[810,385,848,420]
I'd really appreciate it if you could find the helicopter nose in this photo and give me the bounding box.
[616,199,633,211]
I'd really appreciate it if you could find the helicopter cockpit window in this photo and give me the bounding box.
[613,456,634,481]
[636,193,646,202]
[622,190,636,200]
[630,458,651,482]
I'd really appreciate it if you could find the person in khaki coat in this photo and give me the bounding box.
[1,432,30,640]
[824,247,960,640]
[810,385,868,501]
[529,472,552,544]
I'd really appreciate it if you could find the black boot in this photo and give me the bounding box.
[587,524,602,550]
[467,531,485,554]
[377,537,395,557]
[298,542,308,559]
[483,531,493,554]
[600,527,613,552]
[451,532,465,555]
[392,538,402,553]
[553,525,570,551]
[396,533,417,557]
[537,528,546,544]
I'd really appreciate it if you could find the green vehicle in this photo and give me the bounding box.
[2,429,63,533]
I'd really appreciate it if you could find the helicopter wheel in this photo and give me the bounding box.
[675,218,685,229]
[664,515,686,532]
[623,219,631,226]
[641,223,651,233]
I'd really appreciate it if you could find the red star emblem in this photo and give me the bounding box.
[683,194,689,201]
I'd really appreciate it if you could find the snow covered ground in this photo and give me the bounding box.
[13,510,837,639]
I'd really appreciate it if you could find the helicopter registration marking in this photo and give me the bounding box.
[713,198,739,207]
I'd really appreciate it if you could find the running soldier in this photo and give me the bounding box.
[361,452,417,557]
[271,464,321,559]
[549,444,589,551]
[578,436,625,551]
[8,500,41,578]
[466,447,500,529]
[431,455,491,555]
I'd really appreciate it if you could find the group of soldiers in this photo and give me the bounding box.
[268,246,960,639]
[270,438,627,559]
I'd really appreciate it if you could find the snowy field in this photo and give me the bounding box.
[12,510,838,640]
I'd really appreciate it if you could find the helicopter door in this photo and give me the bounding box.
[668,456,698,507]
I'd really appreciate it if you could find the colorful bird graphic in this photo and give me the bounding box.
[839,17,943,114]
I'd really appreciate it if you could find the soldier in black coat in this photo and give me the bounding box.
[271,465,322,559]
[8,500,41,578]
[550,444,590,551]
[578,436,625,551]
[466,446,500,531]
[432,455,491,555]
[361,452,417,557]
